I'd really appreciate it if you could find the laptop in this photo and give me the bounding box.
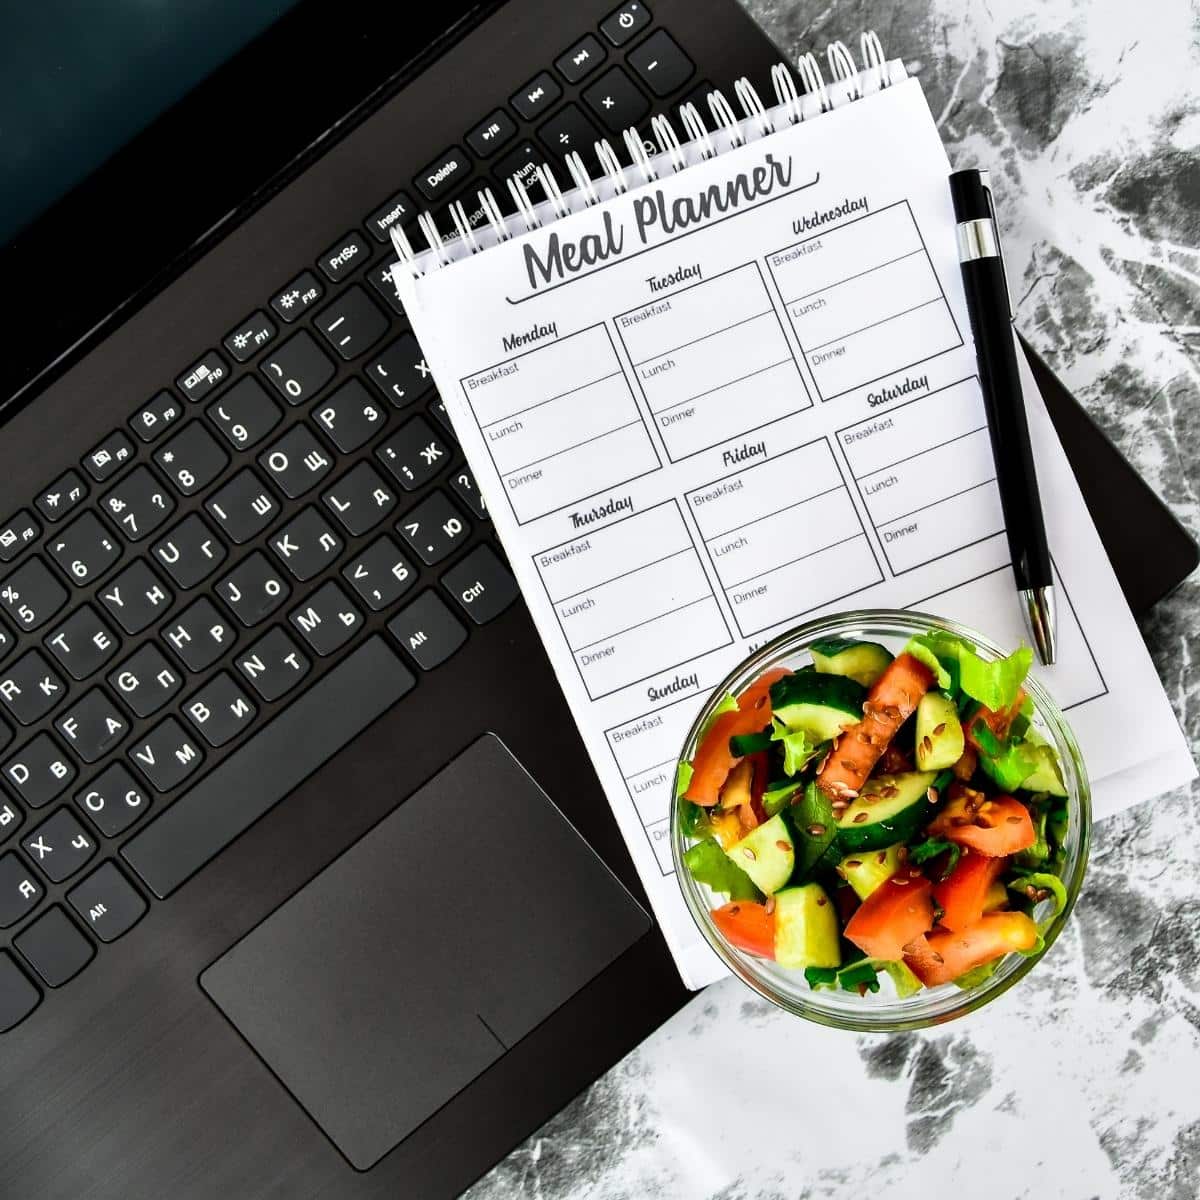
[0,1,1193,1195]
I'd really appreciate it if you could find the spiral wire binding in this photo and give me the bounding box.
[391,31,899,276]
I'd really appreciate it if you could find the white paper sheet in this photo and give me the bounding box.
[396,74,1195,988]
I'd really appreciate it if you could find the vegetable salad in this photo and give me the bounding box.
[677,632,1072,996]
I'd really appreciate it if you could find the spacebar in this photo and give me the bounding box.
[123,637,416,899]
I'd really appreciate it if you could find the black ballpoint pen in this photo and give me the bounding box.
[949,168,1056,665]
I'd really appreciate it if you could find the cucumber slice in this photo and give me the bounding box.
[836,770,938,852]
[915,691,965,770]
[1019,742,1068,797]
[837,843,903,899]
[728,729,773,756]
[724,813,795,894]
[770,672,865,741]
[773,884,841,969]
[810,638,894,687]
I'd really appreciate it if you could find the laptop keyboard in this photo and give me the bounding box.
[0,1,705,1033]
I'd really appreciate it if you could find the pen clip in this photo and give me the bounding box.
[978,170,1015,322]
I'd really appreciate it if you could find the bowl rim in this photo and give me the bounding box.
[670,607,1092,1032]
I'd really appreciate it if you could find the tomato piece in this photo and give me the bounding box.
[843,870,935,961]
[817,654,935,800]
[904,911,1039,986]
[933,851,1007,932]
[965,690,1026,751]
[684,668,790,807]
[929,792,1036,856]
[711,900,776,959]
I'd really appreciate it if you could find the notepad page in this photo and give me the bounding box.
[397,76,1194,988]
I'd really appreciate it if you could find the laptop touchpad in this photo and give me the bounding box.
[200,733,649,1171]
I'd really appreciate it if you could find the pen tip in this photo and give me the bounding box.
[1020,586,1057,667]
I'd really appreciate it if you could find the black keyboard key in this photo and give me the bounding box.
[129,717,204,792]
[15,906,93,987]
[0,795,20,842]
[154,421,230,496]
[45,605,120,681]
[162,598,236,672]
[23,808,97,882]
[290,581,363,656]
[208,377,283,452]
[511,71,562,121]
[0,719,9,757]
[130,391,185,443]
[414,145,471,203]
[627,29,693,96]
[55,688,129,764]
[108,644,183,718]
[35,469,88,523]
[0,853,43,928]
[123,637,413,898]
[313,378,387,453]
[314,286,388,361]
[343,536,415,611]
[176,351,229,402]
[584,65,650,131]
[555,33,607,83]
[206,469,280,544]
[100,560,173,635]
[365,333,434,409]
[260,330,336,406]
[449,465,488,520]
[259,425,334,498]
[600,0,650,45]
[102,465,176,543]
[82,431,136,483]
[322,463,397,537]
[442,544,520,625]
[493,141,564,208]
[538,103,601,167]
[0,629,9,670]
[270,508,343,582]
[0,510,40,563]
[427,394,454,436]
[431,186,493,247]
[387,591,467,670]
[216,552,290,627]
[3,734,75,808]
[75,764,151,839]
[0,650,66,726]
[46,511,121,585]
[183,674,257,748]
[318,232,372,282]
[68,862,147,942]
[364,190,416,243]
[152,515,228,589]
[466,109,518,158]
[223,311,278,362]
[0,951,39,1031]
[375,415,451,491]
[270,270,325,323]
[0,557,68,633]
[236,627,310,702]
[398,491,469,565]
[365,258,406,315]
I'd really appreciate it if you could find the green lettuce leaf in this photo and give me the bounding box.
[682,838,761,900]
[770,721,823,777]
[908,836,961,879]
[674,760,694,800]
[953,960,1002,989]
[903,635,952,690]
[905,633,1032,711]
[1008,871,1068,923]
[761,780,800,817]
[793,781,838,879]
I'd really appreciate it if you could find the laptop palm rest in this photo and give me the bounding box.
[200,733,649,1171]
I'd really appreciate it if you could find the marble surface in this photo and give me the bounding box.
[468,2,1200,1196]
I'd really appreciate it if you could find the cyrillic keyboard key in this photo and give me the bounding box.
[259,425,334,498]
[122,637,414,897]
[365,334,434,409]
[322,463,396,536]
[151,514,227,589]
[0,852,43,927]
[45,605,120,681]
[68,862,146,942]
[216,552,290,627]
[55,687,129,763]
[108,644,182,718]
[128,716,204,792]
[74,763,151,838]
[343,536,415,611]
[289,581,363,656]
[100,559,174,634]
[22,808,97,883]
[2,734,75,808]
[0,650,66,726]
[15,906,93,987]
[0,796,21,843]
[313,378,387,453]
[0,951,40,1032]
[161,598,235,673]
[397,491,469,565]
[236,627,310,702]
[182,673,257,747]
[206,469,280,544]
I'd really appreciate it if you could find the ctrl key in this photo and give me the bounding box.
[441,544,519,625]
[68,861,147,943]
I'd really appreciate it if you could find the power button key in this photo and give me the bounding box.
[600,2,651,47]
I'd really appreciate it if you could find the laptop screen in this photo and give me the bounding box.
[0,0,303,243]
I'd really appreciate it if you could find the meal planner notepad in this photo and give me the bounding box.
[391,40,1195,987]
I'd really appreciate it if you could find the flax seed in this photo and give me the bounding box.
[852,811,869,824]
[742,848,757,861]
[776,840,793,853]
[806,823,827,837]
[933,723,946,736]
[765,895,776,915]
[816,895,827,906]
[846,859,862,869]
[1005,815,1023,824]
[893,877,909,886]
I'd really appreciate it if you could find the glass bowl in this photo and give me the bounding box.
[670,609,1091,1031]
